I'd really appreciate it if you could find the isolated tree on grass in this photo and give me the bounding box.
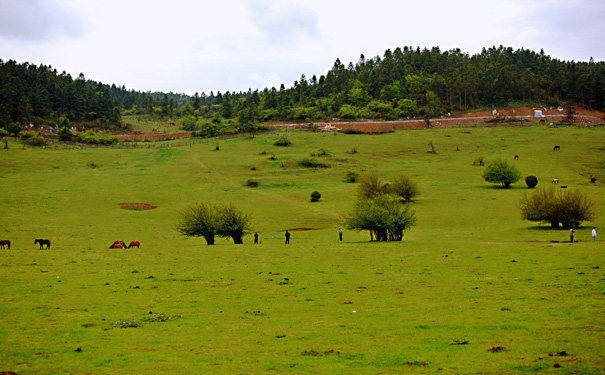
[482,158,521,188]
[176,203,219,245]
[176,202,252,245]
[346,194,416,241]
[520,187,596,228]
[216,204,252,244]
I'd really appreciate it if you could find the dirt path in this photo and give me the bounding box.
[270,106,604,133]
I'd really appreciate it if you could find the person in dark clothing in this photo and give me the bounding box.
[285,230,290,244]
[254,232,259,244]
[339,228,343,241]
[570,228,575,243]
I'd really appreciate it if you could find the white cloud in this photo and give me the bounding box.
[0,0,88,41]
[1,0,603,94]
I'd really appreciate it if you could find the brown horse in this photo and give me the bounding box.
[109,241,127,249]
[35,239,51,249]
[128,241,140,248]
[0,240,10,249]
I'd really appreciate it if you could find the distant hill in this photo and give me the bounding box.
[1,46,603,133]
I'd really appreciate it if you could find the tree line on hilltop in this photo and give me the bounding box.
[1,46,604,134]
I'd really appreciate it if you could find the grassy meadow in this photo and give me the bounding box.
[0,123,604,374]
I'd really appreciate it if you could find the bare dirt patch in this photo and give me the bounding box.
[118,203,157,211]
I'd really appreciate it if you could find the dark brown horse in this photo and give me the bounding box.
[109,241,127,249]
[128,241,140,248]
[0,240,10,249]
[35,239,51,249]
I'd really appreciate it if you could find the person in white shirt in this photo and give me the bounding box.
[592,227,597,242]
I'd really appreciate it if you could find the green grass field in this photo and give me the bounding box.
[1,124,603,374]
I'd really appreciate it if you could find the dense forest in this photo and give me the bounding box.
[1,46,604,135]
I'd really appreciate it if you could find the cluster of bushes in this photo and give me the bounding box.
[20,131,47,146]
[59,129,118,145]
[520,187,595,228]
[176,202,252,244]
[346,173,419,241]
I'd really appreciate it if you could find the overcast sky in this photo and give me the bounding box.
[1,0,603,95]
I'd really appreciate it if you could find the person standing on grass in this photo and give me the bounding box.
[570,228,575,243]
[339,228,343,241]
[285,230,290,244]
[254,232,259,244]
[592,227,597,242]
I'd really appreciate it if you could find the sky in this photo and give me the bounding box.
[1,0,604,95]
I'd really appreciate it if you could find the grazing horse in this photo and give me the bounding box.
[169,122,176,126]
[553,145,560,150]
[109,241,127,249]
[128,241,140,248]
[514,155,519,160]
[35,239,51,249]
[552,179,559,184]
[0,240,10,249]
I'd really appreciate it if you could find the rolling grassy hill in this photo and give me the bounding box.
[0,123,603,374]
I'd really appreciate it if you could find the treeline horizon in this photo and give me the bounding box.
[1,45,604,133]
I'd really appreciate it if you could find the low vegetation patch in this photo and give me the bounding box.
[298,158,330,168]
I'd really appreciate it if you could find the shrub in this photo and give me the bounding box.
[19,131,38,140]
[75,130,118,145]
[520,187,596,228]
[482,158,521,188]
[176,202,252,245]
[57,126,76,142]
[345,171,359,183]
[346,194,417,241]
[316,148,329,156]
[473,156,485,166]
[358,174,390,199]
[388,174,420,203]
[216,204,252,244]
[274,136,292,147]
[525,175,538,188]
[20,131,47,146]
[246,179,259,187]
[310,191,321,202]
[298,158,330,169]
[175,203,219,245]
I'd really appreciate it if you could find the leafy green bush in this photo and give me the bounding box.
[525,175,538,188]
[176,202,252,244]
[473,156,484,166]
[57,127,76,142]
[20,131,47,146]
[310,191,321,202]
[482,158,521,188]
[274,136,292,147]
[346,194,417,241]
[388,174,420,202]
[75,130,118,145]
[246,179,259,187]
[176,203,219,245]
[345,171,359,183]
[520,187,596,228]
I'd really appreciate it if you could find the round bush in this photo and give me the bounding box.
[310,191,321,202]
[525,175,538,188]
